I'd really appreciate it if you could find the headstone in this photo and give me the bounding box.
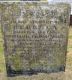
[0,2,71,77]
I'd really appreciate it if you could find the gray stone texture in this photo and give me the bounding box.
[0,2,71,76]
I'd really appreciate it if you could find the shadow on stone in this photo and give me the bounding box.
[6,65,65,77]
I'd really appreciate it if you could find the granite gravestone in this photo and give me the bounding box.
[0,2,71,77]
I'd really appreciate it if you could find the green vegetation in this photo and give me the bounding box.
[0,26,5,73]
[8,54,23,71]
[66,27,72,71]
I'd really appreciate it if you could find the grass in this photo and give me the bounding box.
[66,27,72,71]
[0,27,72,80]
[0,27,5,73]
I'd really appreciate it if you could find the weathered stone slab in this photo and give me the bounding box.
[0,2,71,77]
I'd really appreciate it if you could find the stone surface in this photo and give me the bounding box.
[0,2,71,77]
